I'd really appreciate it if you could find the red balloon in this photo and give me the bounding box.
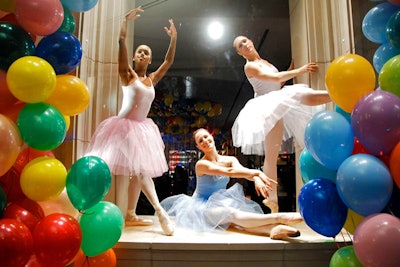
[0,102,25,123]
[33,213,82,267]
[0,167,26,202]
[13,146,55,174]
[0,218,34,267]
[351,137,371,155]
[0,69,18,114]
[3,198,45,232]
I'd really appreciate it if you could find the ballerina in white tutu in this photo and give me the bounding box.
[161,128,304,240]
[232,36,331,213]
[85,7,177,235]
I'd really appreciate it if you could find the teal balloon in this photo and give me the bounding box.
[17,103,66,150]
[334,105,351,123]
[386,10,400,50]
[0,187,7,217]
[299,148,337,184]
[330,246,362,267]
[0,22,35,70]
[66,156,111,211]
[61,0,98,12]
[58,5,76,33]
[80,201,124,257]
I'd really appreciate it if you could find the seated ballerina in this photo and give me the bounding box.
[160,128,303,240]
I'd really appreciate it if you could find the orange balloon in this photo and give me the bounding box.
[389,141,400,188]
[325,54,376,113]
[73,248,117,267]
[0,114,22,176]
[46,75,90,116]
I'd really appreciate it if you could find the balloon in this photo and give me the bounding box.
[33,213,82,267]
[20,156,67,202]
[17,102,66,150]
[387,11,400,49]
[362,2,400,44]
[389,0,400,6]
[299,148,337,184]
[2,198,45,232]
[38,189,79,218]
[58,5,75,33]
[325,54,376,112]
[334,105,351,123]
[354,213,400,267]
[61,0,99,12]
[36,32,82,74]
[0,69,18,107]
[0,218,33,267]
[45,75,90,116]
[0,0,15,12]
[329,246,362,267]
[14,0,64,36]
[0,22,35,71]
[298,178,348,238]
[0,101,25,123]
[66,156,111,211]
[373,42,400,73]
[337,154,393,216]
[7,56,56,103]
[390,142,400,188]
[13,146,55,174]
[79,201,124,257]
[351,137,371,155]
[351,90,400,155]
[343,209,364,235]
[304,110,354,170]
[64,115,71,130]
[73,248,117,267]
[382,184,400,218]
[379,54,400,97]
[0,114,22,176]
[0,186,6,216]
[0,167,26,202]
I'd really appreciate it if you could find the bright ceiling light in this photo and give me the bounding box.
[207,21,223,40]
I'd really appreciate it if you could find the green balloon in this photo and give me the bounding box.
[79,201,124,257]
[330,246,362,267]
[66,156,111,211]
[0,187,7,217]
[379,54,400,98]
[58,5,76,33]
[17,102,66,150]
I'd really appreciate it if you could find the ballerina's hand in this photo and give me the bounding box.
[164,19,177,38]
[301,62,318,73]
[125,6,144,21]
[254,176,272,198]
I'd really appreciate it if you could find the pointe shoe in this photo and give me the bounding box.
[125,214,153,226]
[156,209,174,236]
[262,198,279,213]
[277,212,303,225]
[269,225,300,240]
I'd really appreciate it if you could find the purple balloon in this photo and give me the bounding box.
[351,89,400,155]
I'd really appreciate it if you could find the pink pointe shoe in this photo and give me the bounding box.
[269,225,300,240]
[156,209,174,236]
[125,214,153,226]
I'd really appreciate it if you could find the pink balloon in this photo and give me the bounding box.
[0,114,22,176]
[354,213,400,267]
[14,0,64,36]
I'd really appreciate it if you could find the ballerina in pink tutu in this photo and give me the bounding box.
[85,7,177,235]
[232,36,331,213]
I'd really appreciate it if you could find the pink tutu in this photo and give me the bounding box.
[232,84,317,155]
[85,116,168,177]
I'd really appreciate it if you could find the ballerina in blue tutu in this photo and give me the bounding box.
[161,128,303,240]
[232,36,332,213]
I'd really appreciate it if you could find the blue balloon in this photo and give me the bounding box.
[336,154,393,216]
[386,10,400,50]
[305,110,354,170]
[373,42,400,73]
[298,178,348,238]
[35,31,82,74]
[61,0,98,12]
[362,2,400,43]
[299,148,337,184]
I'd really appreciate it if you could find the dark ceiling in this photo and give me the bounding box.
[134,0,292,132]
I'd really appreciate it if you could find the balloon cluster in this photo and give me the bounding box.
[0,1,120,266]
[298,2,400,266]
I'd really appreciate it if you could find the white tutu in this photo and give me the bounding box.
[232,84,318,155]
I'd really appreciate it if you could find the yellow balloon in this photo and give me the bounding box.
[0,114,22,176]
[325,54,376,113]
[64,115,71,131]
[20,156,67,202]
[7,56,56,103]
[46,75,90,116]
[343,209,364,234]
